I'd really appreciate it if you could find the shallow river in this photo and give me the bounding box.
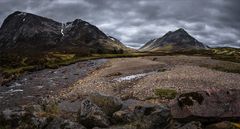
[0,59,108,111]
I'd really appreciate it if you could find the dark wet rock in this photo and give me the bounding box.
[130,105,171,129]
[45,117,86,129]
[0,107,48,129]
[0,107,27,128]
[78,99,110,128]
[173,121,202,129]
[111,99,148,124]
[112,110,134,123]
[58,100,82,113]
[29,116,48,129]
[89,93,123,116]
[78,96,171,129]
[4,92,239,129]
[94,106,171,129]
[0,106,86,129]
[170,89,240,124]
[112,102,172,129]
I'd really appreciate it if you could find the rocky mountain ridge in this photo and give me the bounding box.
[0,11,129,55]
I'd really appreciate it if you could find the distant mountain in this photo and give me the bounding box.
[140,28,208,51]
[0,11,130,55]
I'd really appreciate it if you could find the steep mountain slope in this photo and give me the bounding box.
[140,28,208,51]
[0,11,129,55]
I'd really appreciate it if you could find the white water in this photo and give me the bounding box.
[3,89,24,94]
[9,82,22,88]
[114,72,154,82]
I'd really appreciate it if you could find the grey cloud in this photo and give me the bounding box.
[0,0,239,48]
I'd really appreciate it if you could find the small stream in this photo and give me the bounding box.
[0,59,108,111]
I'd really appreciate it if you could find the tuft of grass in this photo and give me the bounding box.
[42,102,59,116]
[2,66,36,75]
[154,88,177,99]
[50,53,75,60]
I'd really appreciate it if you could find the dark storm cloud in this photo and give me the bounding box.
[0,0,240,48]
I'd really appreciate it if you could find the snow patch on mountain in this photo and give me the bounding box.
[17,12,26,16]
[110,37,116,41]
[61,23,65,36]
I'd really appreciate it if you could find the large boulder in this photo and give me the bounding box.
[89,93,123,116]
[112,100,172,129]
[131,105,172,129]
[170,89,240,124]
[112,110,135,123]
[78,99,110,128]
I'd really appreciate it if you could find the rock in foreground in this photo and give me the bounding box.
[78,99,111,128]
[171,89,240,124]
[1,90,240,129]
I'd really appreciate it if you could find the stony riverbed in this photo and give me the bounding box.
[0,59,107,111]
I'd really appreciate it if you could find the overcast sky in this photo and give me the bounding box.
[0,0,240,48]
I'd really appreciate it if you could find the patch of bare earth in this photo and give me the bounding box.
[60,56,240,101]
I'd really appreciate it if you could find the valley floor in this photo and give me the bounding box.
[1,55,240,111]
[1,55,240,112]
[61,55,240,102]
[1,55,240,128]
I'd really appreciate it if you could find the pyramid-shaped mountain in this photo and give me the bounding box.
[140,28,208,51]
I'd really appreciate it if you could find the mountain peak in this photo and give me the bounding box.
[140,28,207,51]
[12,11,27,16]
[176,28,186,32]
[72,19,84,24]
[8,11,35,20]
[174,28,189,34]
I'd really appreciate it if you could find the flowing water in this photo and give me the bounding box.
[0,59,108,111]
